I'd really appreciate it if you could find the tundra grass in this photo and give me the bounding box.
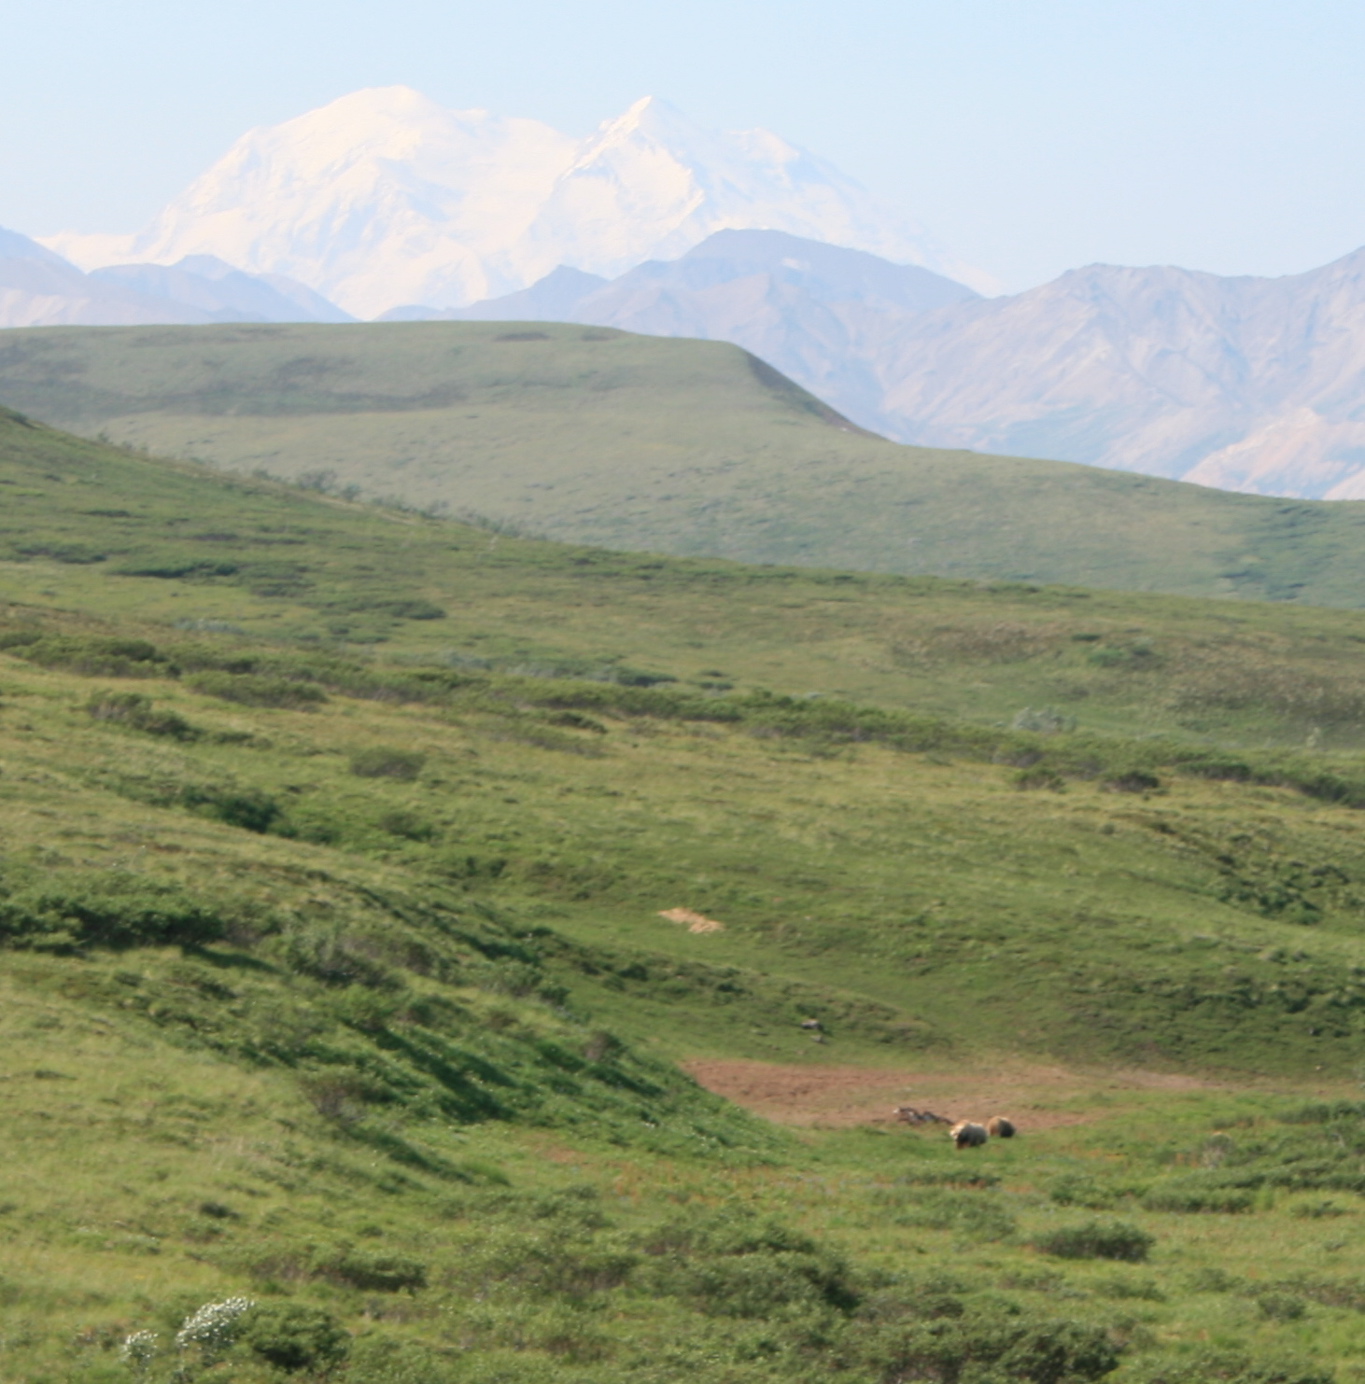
[4,610,1365,1382]
[10,408,1365,761]
[6,322,1365,606]
[10,421,1365,1378]
[7,969,1365,1383]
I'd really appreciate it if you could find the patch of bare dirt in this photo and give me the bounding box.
[659,908,725,934]
[683,1058,1221,1131]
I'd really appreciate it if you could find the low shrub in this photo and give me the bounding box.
[584,1030,624,1062]
[314,1247,428,1292]
[186,670,327,708]
[1097,1274,1166,1301]
[1011,706,1076,734]
[1104,771,1161,794]
[1142,1179,1255,1214]
[661,1250,856,1319]
[1291,1200,1350,1218]
[373,598,446,620]
[861,1312,1120,1384]
[1048,1174,1126,1209]
[890,1189,1017,1241]
[641,1209,858,1318]
[378,809,438,841]
[472,957,568,1007]
[896,1169,1001,1189]
[116,559,240,580]
[86,690,197,739]
[346,1335,457,1383]
[1015,767,1067,791]
[239,1301,349,1372]
[16,541,105,563]
[180,783,285,834]
[1133,1348,1333,1383]
[1284,1100,1365,1124]
[0,872,227,950]
[14,634,171,677]
[546,710,608,733]
[462,1225,638,1299]
[1034,1221,1153,1262]
[1255,1291,1308,1322]
[351,746,427,779]
[277,926,402,990]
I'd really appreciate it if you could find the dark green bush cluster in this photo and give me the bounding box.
[14,541,106,564]
[1285,1101,1365,1124]
[350,746,427,779]
[86,690,197,740]
[1255,1290,1308,1322]
[0,871,227,951]
[640,1208,858,1318]
[179,783,285,833]
[185,669,327,709]
[238,1301,349,1372]
[1015,766,1067,791]
[311,1245,428,1292]
[172,644,472,704]
[276,926,401,990]
[371,598,445,620]
[1103,770,1162,794]
[91,766,289,835]
[116,557,241,580]
[1034,1221,1154,1262]
[1142,1177,1255,1214]
[859,1311,1120,1384]
[5,632,172,677]
[897,1168,1001,1189]
[1049,1174,1127,1209]
[377,808,437,841]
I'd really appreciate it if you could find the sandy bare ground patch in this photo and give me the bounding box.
[683,1059,1223,1131]
[659,908,726,934]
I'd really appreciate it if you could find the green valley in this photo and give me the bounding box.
[7,408,1365,1381]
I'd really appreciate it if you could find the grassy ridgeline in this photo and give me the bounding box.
[5,322,1365,604]
[7,417,1365,1379]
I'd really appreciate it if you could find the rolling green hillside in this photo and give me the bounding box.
[6,322,1365,606]
[10,413,1365,1381]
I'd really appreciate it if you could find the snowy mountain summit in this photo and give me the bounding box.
[45,87,981,319]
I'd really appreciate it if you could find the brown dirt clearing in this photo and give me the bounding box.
[658,907,726,934]
[683,1058,1237,1131]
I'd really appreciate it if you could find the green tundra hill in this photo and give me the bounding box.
[6,321,1365,607]
[9,411,1365,1381]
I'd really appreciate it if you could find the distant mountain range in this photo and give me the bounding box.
[392,231,1365,501]
[11,85,1365,500]
[0,227,349,326]
[43,86,978,319]
[385,229,980,438]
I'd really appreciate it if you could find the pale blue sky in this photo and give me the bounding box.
[3,0,1363,291]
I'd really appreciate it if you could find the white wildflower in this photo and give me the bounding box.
[174,1296,255,1362]
[120,1329,159,1374]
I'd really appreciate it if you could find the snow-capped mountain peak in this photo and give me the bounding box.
[43,88,980,318]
